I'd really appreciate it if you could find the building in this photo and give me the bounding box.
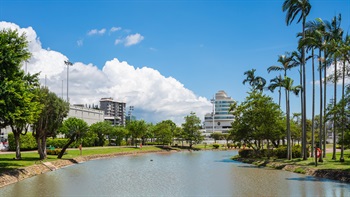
[203,90,235,135]
[68,105,104,125]
[99,97,126,126]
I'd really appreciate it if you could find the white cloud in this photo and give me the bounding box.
[314,62,350,86]
[77,39,83,46]
[110,27,121,33]
[114,38,122,45]
[124,33,144,46]
[87,28,106,36]
[0,21,211,124]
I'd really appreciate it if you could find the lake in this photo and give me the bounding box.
[1,150,349,196]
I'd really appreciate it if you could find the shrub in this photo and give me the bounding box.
[46,148,67,155]
[47,138,69,148]
[212,144,220,149]
[274,145,307,159]
[238,149,255,158]
[8,132,37,151]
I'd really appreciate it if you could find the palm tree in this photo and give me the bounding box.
[283,0,311,161]
[300,29,319,157]
[269,76,301,160]
[243,69,266,92]
[336,34,350,162]
[324,14,343,160]
[267,53,296,107]
[268,75,283,107]
[304,19,326,161]
[290,49,310,159]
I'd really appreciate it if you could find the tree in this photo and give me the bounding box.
[230,90,283,153]
[304,18,327,161]
[269,77,301,159]
[242,69,266,91]
[126,120,147,147]
[89,121,113,146]
[267,53,296,107]
[109,126,128,146]
[32,87,69,159]
[325,14,343,160]
[154,121,173,146]
[57,117,89,159]
[182,112,203,148]
[0,29,43,160]
[210,132,223,143]
[338,34,350,162]
[283,0,311,161]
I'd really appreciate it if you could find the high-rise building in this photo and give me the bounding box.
[203,90,235,134]
[99,97,126,126]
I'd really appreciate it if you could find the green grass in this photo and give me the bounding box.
[256,149,350,170]
[0,146,163,173]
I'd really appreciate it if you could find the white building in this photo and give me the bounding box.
[68,104,104,125]
[203,90,235,135]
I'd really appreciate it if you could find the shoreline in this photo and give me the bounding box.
[233,157,350,183]
[0,149,173,188]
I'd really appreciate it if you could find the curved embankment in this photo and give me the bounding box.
[0,150,170,188]
[234,158,350,183]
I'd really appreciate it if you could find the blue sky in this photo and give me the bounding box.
[1,0,349,124]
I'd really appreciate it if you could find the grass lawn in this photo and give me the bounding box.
[0,146,163,173]
[249,149,350,171]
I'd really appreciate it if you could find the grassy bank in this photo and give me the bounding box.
[0,146,163,173]
[232,149,350,182]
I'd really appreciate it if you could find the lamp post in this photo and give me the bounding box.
[211,97,215,133]
[64,60,73,102]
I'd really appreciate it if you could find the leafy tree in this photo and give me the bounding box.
[182,112,203,148]
[126,120,147,147]
[230,90,283,152]
[0,29,43,159]
[210,132,223,143]
[154,121,173,146]
[109,126,128,146]
[89,121,113,146]
[57,117,89,158]
[32,87,69,159]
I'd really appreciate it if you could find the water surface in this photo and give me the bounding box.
[1,150,349,196]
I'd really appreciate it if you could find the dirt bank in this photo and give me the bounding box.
[0,150,171,188]
[234,158,350,183]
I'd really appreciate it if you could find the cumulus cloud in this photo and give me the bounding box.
[87,28,106,36]
[124,33,144,46]
[0,21,211,124]
[314,62,350,85]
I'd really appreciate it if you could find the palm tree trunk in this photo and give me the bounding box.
[311,48,315,158]
[302,16,307,160]
[319,50,324,162]
[340,59,345,162]
[323,52,327,158]
[332,58,337,160]
[286,89,291,160]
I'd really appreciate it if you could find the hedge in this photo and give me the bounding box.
[8,132,37,151]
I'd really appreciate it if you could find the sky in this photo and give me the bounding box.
[0,0,349,125]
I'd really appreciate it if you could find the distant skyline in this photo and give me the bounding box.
[1,0,349,124]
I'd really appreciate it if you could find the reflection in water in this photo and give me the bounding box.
[1,150,349,196]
